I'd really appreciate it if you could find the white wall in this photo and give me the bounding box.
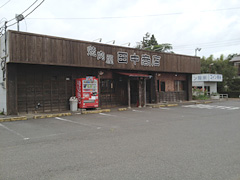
[205,82,217,94]
[0,34,7,114]
[192,81,218,94]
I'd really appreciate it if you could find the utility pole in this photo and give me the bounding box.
[15,14,24,31]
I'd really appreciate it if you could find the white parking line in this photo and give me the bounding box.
[132,110,144,112]
[159,107,170,110]
[29,133,66,140]
[0,123,29,140]
[54,117,96,127]
[182,104,240,110]
[99,113,117,117]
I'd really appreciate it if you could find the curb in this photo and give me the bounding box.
[151,104,166,108]
[0,113,72,122]
[81,109,111,114]
[204,101,213,104]
[167,104,178,107]
[151,104,179,108]
[33,113,72,119]
[195,101,213,104]
[0,116,27,122]
[118,108,128,111]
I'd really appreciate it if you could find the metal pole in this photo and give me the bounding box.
[144,78,146,107]
[2,21,7,81]
[138,79,142,108]
[128,79,131,109]
[98,73,101,107]
[17,21,19,31]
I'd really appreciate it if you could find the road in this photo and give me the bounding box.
[1,100,240,180]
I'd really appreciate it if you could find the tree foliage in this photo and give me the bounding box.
[200,54,238,91]
[136,32,173,53]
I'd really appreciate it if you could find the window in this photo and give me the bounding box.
[157,80,160,92]
[174,81,185,91]
[100,79,115,93]
[161,82,165,92]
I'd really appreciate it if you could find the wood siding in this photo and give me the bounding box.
[8,31,201,74]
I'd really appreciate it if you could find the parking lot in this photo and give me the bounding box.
[1,100,240,180]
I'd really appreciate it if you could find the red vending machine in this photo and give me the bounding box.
[76,76,99,109]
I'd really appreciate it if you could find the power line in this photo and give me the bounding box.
[5,0,45,29]
[173,38,240,49]
[7,0,39,23]
[24,0,44,19]
[0,0,11,9]
[26,6,240,20]
[21,0,39,14]
[0,18,8,25]
[174,41,240,51]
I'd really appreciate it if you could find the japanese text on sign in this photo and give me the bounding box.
[141,54,151,66]
[87,45,161,67]
[192,74,223,82]
[152,55,161,66]
[117,52,128,64]
[130,53,139,65]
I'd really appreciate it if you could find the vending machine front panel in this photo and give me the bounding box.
[76,77,99,109]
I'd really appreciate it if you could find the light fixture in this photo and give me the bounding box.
[195,48,201,56]
[106,40,115,44]
[98,71,104,75]
[15,14,24,31]
[121,42,131,46]
[93,38,102,42]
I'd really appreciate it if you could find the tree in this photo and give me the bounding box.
[200,54,238,92]
[136,32,173,53]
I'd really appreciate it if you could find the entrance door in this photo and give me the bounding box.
[146,79,152,103]
[130,80,139,106]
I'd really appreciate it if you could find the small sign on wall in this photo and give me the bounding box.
[192,74,223,82]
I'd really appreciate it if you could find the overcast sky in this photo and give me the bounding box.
[1,0,240,58]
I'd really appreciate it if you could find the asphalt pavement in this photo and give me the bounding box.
[1,100,240,180]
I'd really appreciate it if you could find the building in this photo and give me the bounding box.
[192,74,223,94]
[0,31,200,115]
[230,55,240,77]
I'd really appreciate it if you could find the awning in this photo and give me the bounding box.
[117,72,152,78]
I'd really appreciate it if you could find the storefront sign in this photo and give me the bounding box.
[97,51,105,61]
[130,53,139,65]
[106,54,114,65]
[87,46,97,57]
[141,54,151,66]
[87,45,161,67]
[117,52,128,64]
[192,74,223,82]
[152,55,161,66]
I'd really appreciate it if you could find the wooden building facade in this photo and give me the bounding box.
[0,31,200,115]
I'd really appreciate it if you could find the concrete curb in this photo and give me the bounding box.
[167,104,178,107]
[81,109,111,114]
[33,113,72,119]
[118,108,128,111]
[0,116,27,122]
[0,100,215,122]
[204,101,213,104]
[0,112,72,122]
[150,104,179,108]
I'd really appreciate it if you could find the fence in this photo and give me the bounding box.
[157,91,186,103]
